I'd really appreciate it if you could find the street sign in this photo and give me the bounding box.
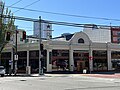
[89,56,93,61]
[14,55,18,60]
[9,60,13,65]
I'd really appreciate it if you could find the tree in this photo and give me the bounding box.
[0,2,15,65]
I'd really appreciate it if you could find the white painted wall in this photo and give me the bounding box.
[83,28,111,43]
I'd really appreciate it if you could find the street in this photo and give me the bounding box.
[0,74,120,90]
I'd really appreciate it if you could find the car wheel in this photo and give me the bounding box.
[1,74,4,77]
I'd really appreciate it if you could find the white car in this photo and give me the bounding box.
[0,66,5,77]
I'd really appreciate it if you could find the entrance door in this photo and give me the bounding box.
[76,61,85,71]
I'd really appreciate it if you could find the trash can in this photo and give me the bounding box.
[26,66,31,75]
[83,69,87,74]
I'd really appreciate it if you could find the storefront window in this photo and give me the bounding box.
[52,59,69,71]
[1,52,11,74]
[52,50,69,71]
[93,50,107,71]
[111,51,120,69]
[17,51,27,73]
[29,50,46,73]
[73,51,89,72]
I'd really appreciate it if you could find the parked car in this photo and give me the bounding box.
[0,66,5,77]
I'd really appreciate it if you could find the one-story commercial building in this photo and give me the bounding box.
[1,25,120,73]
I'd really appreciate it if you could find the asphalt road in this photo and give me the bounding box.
[0,74,120,90]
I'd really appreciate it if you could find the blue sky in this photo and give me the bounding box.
[3,0,120,37]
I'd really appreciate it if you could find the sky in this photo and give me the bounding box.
[2,0,120,37]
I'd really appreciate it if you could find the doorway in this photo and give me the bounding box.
[73,51,89,72]
[76,60,85,71]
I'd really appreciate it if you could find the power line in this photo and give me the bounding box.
[2,14,119,28]
[6,6,120,22]
[13,0,41,13]
[8,0,23,7]
[17,29,33,31]
[18,26,33,29]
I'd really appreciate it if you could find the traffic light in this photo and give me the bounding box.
[6,32,11,41]
[23,31,26,40]
[40,44,44,51]
[41,50,45,56]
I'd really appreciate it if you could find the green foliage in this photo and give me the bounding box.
[0,2,15,53]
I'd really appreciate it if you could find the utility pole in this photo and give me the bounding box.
[39,16,44,75]
[13,26,18,75]
[15,27,18,75]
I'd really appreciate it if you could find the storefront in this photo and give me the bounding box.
[2,31,120,73]
[29,50,47,73]
[111,51,120,71]
[1,52,11,74]
[73,50,89,72]
[52,50,69,71]
[93,50,107,71]
[17,51,27,73]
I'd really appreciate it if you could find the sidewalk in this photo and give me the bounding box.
[31,73,120,78]
[81,73,120,78]
[5,73,120,79]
